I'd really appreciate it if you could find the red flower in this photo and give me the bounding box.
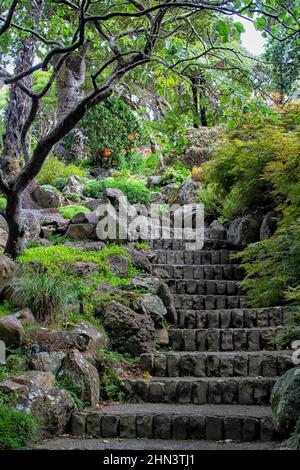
[104,148,112,157]
[128,134,134,141]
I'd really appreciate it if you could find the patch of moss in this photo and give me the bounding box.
[58,205,91,220]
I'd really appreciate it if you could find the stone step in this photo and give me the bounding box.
[151,239,239,251]
[177,307,287,329]
[34,437,279,451]
[71,404,276,442]
[152,264,244,280]
[167,279,243,296]
[124,376,276,405]
[174,294,249,310]
[169,327,287,352]
[152,249,239,265]
[140,351,293,378]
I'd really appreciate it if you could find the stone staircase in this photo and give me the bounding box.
[71,237,293,445]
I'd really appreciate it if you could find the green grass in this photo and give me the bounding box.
[58,205,91,220]
[83,177,152,205]
[0,404,40,450]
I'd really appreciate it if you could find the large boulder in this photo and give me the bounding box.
[151,192,166,204]
[147,175,162,189]
[271,367,300,437]
[0,371,76,436]
[0,255,17,293]
[65,223,97,240]
[172,179,200,205]
[0,308,35,348]
[260,211,277,241]
[25,327,90,353]
[0,315,24,347]
[155,280,177,325]
[102,300,155,355]
[57,349,100,407]
[109,253,129,278]
[209,220,226,240]
[71,211,98,224]
[72,321,107,351]
[62,175,83,196]
[0,215,8,248]
[227,217,260,247]
[161,183,179,202]
[128,249,152,273]
[132,294,167,327]
[20,211,41,241]
[32,185,62,209]
[28,351,66,375]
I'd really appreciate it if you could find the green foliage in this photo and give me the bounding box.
[55,377,84,410]
[118,153,160,176]
[199,123,298,219]
[80,97,143,167]
[47,234,73,245]
[264,32,300,100]
[83,177,151,205]
[36,156,87,187]
[9,266,79,322]
[0,300,13,318]
[237,223,300,308]
[161,166,190,186]
[65,193,81,202]
[0,405,39,450]
[98,350,137,402]
[58,205,91,220]
[135,242,149,251]
[0,197,7,210]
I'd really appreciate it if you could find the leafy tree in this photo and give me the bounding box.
[264,33,300,103]
[0,0,298,257]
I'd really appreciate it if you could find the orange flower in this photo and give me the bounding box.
[104,148,112,157]
[135,132,140,139]
[128,134,134,141]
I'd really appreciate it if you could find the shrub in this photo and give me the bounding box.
[118,153,160,176]
[65,193,81,202]
[236,223,300,308]
[36,156,87,186]
[83,177,151,205]
[198,183,223,218]
[199,124,298,219]
[80,97,144,167]
[161,166,190,186]
[10,266,78,322]
[58,205,91,220]
[0,405,39,450]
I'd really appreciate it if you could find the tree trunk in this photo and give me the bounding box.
[191,78,199,129]
[55,45,88,161]
[191,72,208,128]
[2,0,44,162]
[4,191,25,259]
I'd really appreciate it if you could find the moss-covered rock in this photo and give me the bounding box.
[271,366,300,437]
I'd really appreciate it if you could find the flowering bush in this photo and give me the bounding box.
[79,97,144,167]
